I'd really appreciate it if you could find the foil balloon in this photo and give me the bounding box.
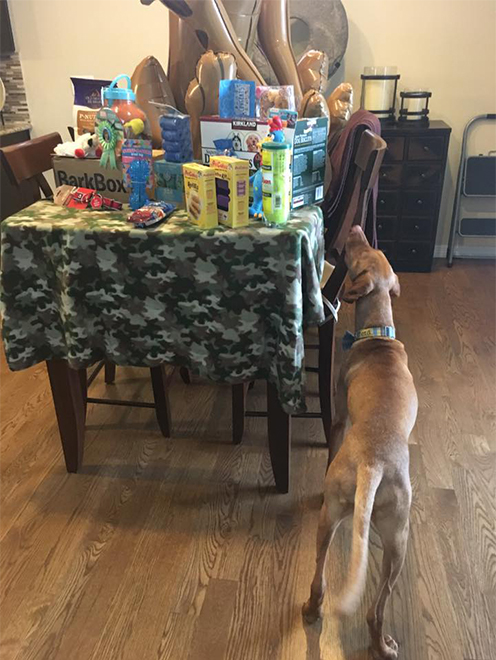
[327,82,354,136]
[131,56,176,149]
[299,90,330,123]
[257,0,303,106]
[185,50,237,159]
[141,0,265,85]
[222,0,263,54]
[168,12,204,112]
[297,50,329,94]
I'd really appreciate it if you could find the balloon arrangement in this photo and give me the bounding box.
[133,0,354,165]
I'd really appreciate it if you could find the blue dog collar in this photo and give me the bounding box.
[342,326,396,351]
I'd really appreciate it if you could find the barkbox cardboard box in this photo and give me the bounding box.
[52,150,164,204]
[53,156,129,203]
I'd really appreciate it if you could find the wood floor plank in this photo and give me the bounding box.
[0,260,494,659]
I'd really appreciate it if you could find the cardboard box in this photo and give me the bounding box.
[210,156,249,228]
[182,163,218,229]
[289,116,328,209]
[53,156,128,202]
[200,117,270,171]
[154,159,185,207]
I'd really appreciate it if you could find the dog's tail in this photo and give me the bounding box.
[333,464,384,617]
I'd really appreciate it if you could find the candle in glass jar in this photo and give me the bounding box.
[364,80,392,117]
[405,95,424,119]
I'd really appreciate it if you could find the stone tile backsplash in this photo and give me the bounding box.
[0,51,30,124]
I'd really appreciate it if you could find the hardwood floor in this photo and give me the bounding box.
[1,260,495,660]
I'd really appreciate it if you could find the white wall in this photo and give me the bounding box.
[9,0,496,253]
[9,0,170,138]
[343,0,496,253]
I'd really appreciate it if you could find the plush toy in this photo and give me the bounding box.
[54,133,102,159]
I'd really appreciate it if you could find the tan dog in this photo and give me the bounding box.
[303,226,418,660]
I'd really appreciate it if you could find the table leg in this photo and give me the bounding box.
[267,381,291,493]
[232,383,248,445]
[46,359,86,473]
[150,366,171,438]
[318,320,335,448]
[104,362,116,384]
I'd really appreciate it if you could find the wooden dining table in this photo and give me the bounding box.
[0,200,325,492]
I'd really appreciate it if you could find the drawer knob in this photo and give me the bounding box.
[378,224,383,230]
[380,199,385,205]
[423,145,430,152]
[414,224,420,230]
[411,248,417,254]
[381,172,387,178]
[420,172,427,179]
[417,199,423,205]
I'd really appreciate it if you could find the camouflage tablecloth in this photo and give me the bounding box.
[1,201,324,413]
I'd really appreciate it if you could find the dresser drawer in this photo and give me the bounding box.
[378,191,400,216]
[378,240,396,260]
[383,137,405,162]
[377,217,397,240]
[379,164,402,188]
[404,163,443,188]
[400,217,434,239]
[403,191,437,216]
[407,137,445,161]
[396,241,431,261]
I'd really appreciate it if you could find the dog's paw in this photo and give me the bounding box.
[370,635,398,660]
[302,600,323,624]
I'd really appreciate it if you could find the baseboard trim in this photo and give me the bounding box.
[434,244,496,259]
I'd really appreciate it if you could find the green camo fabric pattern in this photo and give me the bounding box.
[0,200,324,413]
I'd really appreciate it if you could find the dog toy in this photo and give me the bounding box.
[124,118,145,137]
[268,116,287,143]
[128,159,150,211]
[53,133,102,159]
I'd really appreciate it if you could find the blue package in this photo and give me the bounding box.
[159,113,194,163]
[219,80,255,119]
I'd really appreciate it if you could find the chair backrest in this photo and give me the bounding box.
[1,132,62,214]
[321,129,387,307]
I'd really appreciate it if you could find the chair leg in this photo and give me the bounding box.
[267,382,291,493]
[232,383,248,444]
[104,362,116,384]
[318,320,336,448]
[46,360,86,473]
[150,366,171,438]
[179,366,191,384]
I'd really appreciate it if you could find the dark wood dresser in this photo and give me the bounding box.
[377,120,451,272]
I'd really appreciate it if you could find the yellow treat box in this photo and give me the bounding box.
[209,156,250,228]
[182,163,218,229]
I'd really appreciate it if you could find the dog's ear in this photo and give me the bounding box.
[342,270,374,303]
[390,274,401,298]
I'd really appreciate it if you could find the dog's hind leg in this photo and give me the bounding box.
[367,500,410,659]
[302,497,347,624]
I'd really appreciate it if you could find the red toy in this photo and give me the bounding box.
[54,185,123,211]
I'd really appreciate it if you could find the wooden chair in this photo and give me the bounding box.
[1,134,172,464]
[231,128,387,461]
[1,132,62,216]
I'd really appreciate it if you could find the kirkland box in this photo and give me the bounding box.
[200,117,271,171]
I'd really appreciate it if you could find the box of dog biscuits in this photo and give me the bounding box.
[182,163,218,229]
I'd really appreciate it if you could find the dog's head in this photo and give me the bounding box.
[342,226,400,303]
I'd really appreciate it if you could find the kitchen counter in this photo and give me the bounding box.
[0,121,31,137]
